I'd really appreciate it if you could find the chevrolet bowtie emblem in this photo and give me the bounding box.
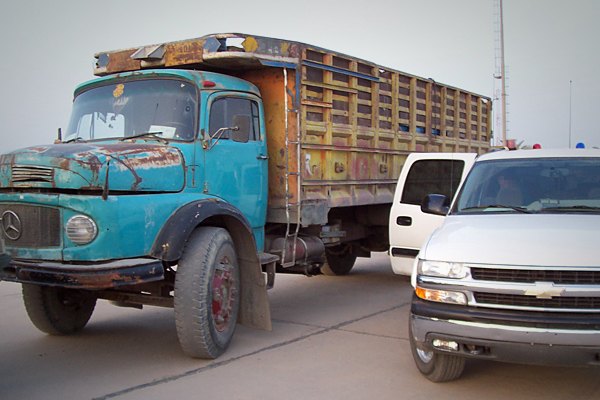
[524,282,565,299]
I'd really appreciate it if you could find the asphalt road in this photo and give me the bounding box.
[1,253,600,400]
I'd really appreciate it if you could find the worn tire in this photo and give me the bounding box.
[174,227,240,359]
[321,244,357,276]
[409,318,465,382]
[22,284,96,335]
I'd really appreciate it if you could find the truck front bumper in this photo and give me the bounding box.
[0,258,164,289]
[410,295,600,367]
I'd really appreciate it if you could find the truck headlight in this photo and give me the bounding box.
[66,215,98,245]
[418,260,469,279]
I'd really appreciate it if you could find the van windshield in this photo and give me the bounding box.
[65,79,197,142]
[454,157,600,214]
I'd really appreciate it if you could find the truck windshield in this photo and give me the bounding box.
[454,157,600,214]
[65,79,197,142]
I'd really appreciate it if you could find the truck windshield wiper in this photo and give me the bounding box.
[541,205,600,212]
[121,132,167,143]
[460,205,532,213]
[63,136,85,143]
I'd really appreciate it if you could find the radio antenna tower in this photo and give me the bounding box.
[493,0,507,147]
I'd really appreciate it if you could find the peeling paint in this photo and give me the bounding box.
[2,142,185,193]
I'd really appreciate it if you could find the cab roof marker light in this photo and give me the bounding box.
[202,81,216,88]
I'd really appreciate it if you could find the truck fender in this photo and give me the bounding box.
[151,198,271,331]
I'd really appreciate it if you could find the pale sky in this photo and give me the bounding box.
[1,0,598,152]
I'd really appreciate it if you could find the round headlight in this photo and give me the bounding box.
[66,215,98,245]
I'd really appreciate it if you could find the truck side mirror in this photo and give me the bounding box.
[421,194,450,216]
[231,115,250,143]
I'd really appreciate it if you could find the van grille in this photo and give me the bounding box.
[474,292,600,310]
[12,165,54,183]
[471,268,600,285]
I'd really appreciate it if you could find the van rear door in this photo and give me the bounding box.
[389,153,476,275]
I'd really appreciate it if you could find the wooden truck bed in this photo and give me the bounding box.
[94,33,492,226]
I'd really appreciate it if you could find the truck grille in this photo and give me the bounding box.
[474,292,600,310]
[471,267,600,285]
[12,165,54,183]
[0,204,61,247]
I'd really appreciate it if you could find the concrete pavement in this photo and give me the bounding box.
[1,253,599,399]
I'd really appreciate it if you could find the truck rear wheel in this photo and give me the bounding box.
[321,244,357,276]
[174,227,240,359]
[409,318,465,382]
[22,284,96,335]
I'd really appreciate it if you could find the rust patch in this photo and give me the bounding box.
[104,50,142,74]
[58,158,71,171]
[165,40,204,67]
[27,146,51,153]
[0,154,13,165]
[68,143,182,189]
[14,261,164,289]
[92,143,182,168]
[117,148,182,169]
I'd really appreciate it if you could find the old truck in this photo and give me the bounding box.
[0,33,491,358]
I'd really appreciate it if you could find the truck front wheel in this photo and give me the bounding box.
[409,318,465,382]
[22,284,96,335]
[321,244,357,276]
[174,227,240,359]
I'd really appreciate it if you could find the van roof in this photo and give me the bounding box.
[478,148,600,162]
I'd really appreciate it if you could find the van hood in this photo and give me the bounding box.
[0,142,185,193]
[422,214,599,267]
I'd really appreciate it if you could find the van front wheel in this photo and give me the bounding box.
[408,318,465,382]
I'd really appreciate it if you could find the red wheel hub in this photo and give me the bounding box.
[211,256,236,332]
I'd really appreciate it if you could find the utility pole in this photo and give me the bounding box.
[494,0,507,147]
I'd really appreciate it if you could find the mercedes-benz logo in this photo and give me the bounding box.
[1,210,22,241]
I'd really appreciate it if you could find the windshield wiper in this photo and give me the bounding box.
[460,205,532,213]
[121,132,167,144]
[63,136,85,143]
[541,205,600,212]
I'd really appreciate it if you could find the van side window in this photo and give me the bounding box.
[209,97,261,141]
[401,160,465,205]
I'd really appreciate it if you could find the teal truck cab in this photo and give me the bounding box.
[0,33,491,358]
[0,69,270,358]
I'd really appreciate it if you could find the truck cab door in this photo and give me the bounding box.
[203,93,268,248]
[389,153,476,275]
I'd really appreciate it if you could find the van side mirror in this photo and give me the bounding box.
[421,194,450,216]
[231,115,250,143]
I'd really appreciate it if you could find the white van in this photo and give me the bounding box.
[406,148,600,382]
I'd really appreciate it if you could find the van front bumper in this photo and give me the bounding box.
[410,295,600,367]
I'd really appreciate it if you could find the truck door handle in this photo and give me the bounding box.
[396,216,412,226]
[257,155,269,160]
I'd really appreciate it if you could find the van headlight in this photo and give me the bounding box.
[66,215,98,245]
[415,287,467,305]
[418,260,469,279]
